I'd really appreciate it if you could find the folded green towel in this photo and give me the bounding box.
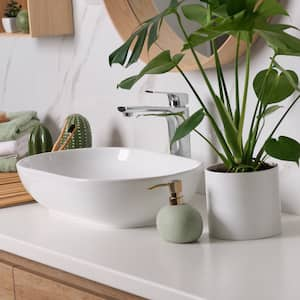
[0,111,40,141]
[0,156,17,172]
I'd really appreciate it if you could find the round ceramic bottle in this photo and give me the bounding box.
[150,180,203,243]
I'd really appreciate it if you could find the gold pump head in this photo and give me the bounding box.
[149,180,183,206]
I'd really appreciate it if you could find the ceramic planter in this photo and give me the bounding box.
[205,164,281,240]
[2,17,19,33]
[279,164,300,215]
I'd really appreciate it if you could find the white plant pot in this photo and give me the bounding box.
[2,17,18,33]
[279,164,300,215]
[205,164,281,240]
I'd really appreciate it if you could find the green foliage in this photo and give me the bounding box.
[109,0,183,68]
[256,23,300,56]
[259,105,282,118]
[265,136,300,165]
[4,0,21,18]
[171,109,205,145]
[256,0,288,17]
[109,0,300,172]
[117,51,184,89]
[182,4,208,26]
[253,69,298,105]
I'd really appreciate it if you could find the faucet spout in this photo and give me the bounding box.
[118,106,185,116]
[117,92,191,158]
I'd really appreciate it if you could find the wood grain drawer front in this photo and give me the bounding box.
[14,268,108,300]
[0,262,15,300]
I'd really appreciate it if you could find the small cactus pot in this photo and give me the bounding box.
[59,114,92,149]
[28,125,53,155]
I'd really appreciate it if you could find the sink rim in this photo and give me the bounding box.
[17,147,202,183]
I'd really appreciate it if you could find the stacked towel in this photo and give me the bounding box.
[0,134,30,157]
[0,111,39,140]
[0,111,40,172]
[0,155,18,172]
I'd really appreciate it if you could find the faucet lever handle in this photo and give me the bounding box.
[145,90,188,107]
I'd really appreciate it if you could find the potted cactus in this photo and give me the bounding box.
[109,0,300,240]
[2,0,22,33]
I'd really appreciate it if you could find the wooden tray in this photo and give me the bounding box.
[0,173,35,208]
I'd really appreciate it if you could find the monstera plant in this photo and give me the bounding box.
[109,0,300,240]
[109,0,300,171]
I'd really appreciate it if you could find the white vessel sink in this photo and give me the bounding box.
[17,148,202,228]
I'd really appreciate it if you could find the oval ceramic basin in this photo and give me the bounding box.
[17,148,202,228]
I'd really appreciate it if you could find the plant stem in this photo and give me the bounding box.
[207,6,225,105]
[175,11,240,166]
[246,55,276,160]
[176,65,235,167]
[220,69,232,114]
[234,33,241,127]
[211,41,233,118]
[175,66,209,112]
[254,114,266,146]
[255,94,300,162]
[173,109,228,164]
[237,39,251,150]
[193,128,228,164]
[212,41,224,103]
[175,12,217,104]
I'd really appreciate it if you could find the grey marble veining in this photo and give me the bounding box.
[0,0,300,198]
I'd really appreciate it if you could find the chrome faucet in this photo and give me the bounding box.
[117,90,191,158]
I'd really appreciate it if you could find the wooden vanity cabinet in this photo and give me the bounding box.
[0,251,145,300]
[0,262,15,300]
[14,268,106,300]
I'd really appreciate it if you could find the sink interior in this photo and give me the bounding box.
[18,148,201,180]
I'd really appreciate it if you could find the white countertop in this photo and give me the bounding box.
[0,202,300,300]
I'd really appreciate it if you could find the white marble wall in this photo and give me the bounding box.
[1,0,300,203]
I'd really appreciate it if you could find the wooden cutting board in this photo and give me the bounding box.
[0,173,35,208]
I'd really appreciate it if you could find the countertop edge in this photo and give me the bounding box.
[0,233,204,300]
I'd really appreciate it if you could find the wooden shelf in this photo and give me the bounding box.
[0,32,29,37]
[0,0,74,37]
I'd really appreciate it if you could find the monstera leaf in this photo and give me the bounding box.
[265,136,300,165]
[117,51,184,89]
[109,0,182,68]
[253,69,298,105]
[171,109,205,145]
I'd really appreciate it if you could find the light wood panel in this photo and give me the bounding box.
[27,0,74,37]
[14,268,107,300]
[104,0,249,71]
[0,251,145,300]
[0,193,34,208]
[0,261,15,300]
[0,173,34,208]
[0,172,20,182]
[0,182,26,195]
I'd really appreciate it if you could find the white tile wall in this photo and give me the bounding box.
[0,0,300,204]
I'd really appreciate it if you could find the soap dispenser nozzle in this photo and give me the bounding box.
[149,180,183,206]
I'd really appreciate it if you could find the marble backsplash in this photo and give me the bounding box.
[0,0,300,201]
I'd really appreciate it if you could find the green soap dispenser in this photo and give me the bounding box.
[149,180,203,243]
